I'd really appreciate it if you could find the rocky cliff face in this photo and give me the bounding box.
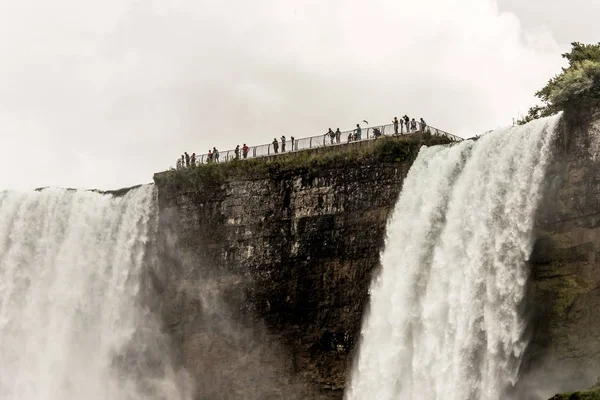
[152,137,442,399]
[151,114,600,400]
[524,109,600,398]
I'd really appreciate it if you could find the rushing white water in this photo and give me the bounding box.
[346,116,560,400]
[0,185,191,400]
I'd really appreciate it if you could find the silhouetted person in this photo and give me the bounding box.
[181,154,185,166]
[281,135,286,152]
[355,124,362,140]
[242,143,249,159]
[403,115,410,130]
[335,128,341,144]
[290,136,295,151]
[185,152,190,167]
[393,117,399,134]
[235,145,240,160]
[400,118,405,133]
[272,138,279,153]
[420,118,427,131]
[213,147,220,162]
[328,128,335,145]
[207,150,213,163]
[191,153,196,166]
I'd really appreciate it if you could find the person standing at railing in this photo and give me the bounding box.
[403,115,410,132]
[335,128,341,144]
[328,128,335,145]
[420,118,427,132]
[410,118,417,132]
[393,117,399,134]
[235,145,240,160]
[290,136,295,151]
[191,153,196,167]
[281,135,286,152]
[207,150,213,163]
[272,138,279,154]
[243,143,249,159]
[185,152,190,167]
[355,124,362,140]
[213,147,220,162]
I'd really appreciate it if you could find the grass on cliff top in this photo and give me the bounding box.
[550,389,600,400]
[550,380,600,400]
[156,134,453,189]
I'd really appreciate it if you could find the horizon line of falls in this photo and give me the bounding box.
[346,115,560,400]
[0,185,192,400]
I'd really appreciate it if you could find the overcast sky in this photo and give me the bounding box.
[0,0,596,191]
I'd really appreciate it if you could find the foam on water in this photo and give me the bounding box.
[346,116,559,400]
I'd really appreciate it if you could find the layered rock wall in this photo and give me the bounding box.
[525,110,600,397]
[152,138,433,399]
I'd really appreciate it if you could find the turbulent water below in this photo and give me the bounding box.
[346,116,560,400]
[0,186,191,400]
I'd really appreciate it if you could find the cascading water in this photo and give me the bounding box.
[0,185,191,400]
[346,116,560,400]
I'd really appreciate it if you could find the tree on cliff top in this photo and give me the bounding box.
[518,42,600,124]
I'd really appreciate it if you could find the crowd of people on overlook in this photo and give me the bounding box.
[177,115,427,168]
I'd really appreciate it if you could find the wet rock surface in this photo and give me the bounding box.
[525,110,600,398]
[153,147,416,399]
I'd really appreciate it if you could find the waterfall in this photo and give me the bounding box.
[0,185,191,400]
[346,116,560,400]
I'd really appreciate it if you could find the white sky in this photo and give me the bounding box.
[0,0,596,191]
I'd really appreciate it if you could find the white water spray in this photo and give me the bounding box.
[0,185,191,400]
[346,116,559,400]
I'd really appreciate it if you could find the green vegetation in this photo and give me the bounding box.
[155,134,452,190]
[550,388,600,400]
[518,42,600,125]
[550,377,600,399]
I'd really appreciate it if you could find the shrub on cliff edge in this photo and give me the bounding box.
[518,42,600,125]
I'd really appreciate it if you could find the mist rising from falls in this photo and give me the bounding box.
[0,186,191,400]
[346,116,560,400]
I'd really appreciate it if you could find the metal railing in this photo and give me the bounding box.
[176,121,462,167]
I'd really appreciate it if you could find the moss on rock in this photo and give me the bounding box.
[550,388,600,400]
